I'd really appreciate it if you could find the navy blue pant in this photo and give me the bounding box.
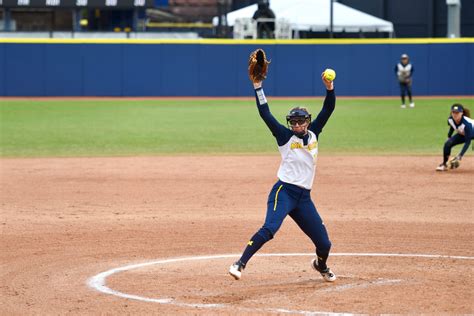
[238,180,332,268]
[443,134,474,164]
[399,82,412,104]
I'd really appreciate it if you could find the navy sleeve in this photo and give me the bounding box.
[255,88,292,146]
[409,65,414,77]
[394,64,398,75]
[447,126,454,138]
[459,118,473,157]
[309,89,336,137]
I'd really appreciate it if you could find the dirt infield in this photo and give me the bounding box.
[1,155,473,315]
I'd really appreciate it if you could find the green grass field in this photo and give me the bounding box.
[1,98,471,157]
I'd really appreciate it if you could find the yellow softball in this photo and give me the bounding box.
[324,68,336,81]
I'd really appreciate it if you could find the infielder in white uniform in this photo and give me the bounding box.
[229,72,337,282]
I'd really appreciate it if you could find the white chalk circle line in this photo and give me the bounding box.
[87,252,473,315]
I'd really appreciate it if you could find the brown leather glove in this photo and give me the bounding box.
[248,49,270,84]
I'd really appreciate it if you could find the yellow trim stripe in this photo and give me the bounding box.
[0,38,473,45]
[273,184,283,211]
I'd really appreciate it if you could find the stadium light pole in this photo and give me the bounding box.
[72,9,81,32]
[4,9,12,32]
[329,0,334,38]
[217,0,232,38]
[446,0,461,38]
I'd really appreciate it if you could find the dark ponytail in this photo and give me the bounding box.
[463,107,471,118]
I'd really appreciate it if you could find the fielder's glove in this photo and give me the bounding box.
[248,49,270,84]
[447,155,461,169]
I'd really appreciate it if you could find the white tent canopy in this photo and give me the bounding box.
[213,0,394,33]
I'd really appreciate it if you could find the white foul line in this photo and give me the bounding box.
[87,252,474,315]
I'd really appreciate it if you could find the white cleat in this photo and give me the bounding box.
[409,102,415,108]
[436,164,448,172]
[401,104,406,109]
[229,262,244,280]
[311,259,336,282]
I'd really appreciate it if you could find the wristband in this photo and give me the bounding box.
[256,88,267,105]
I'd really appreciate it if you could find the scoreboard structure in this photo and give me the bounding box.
[1,0,154,32]
[0,0,154,8]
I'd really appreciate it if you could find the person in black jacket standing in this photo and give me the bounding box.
[253,0,276,39]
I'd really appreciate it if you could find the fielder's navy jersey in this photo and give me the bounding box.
[255,88,335,189]
[447,115,474,156]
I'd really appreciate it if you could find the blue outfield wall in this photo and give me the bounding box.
[0,40,473,97]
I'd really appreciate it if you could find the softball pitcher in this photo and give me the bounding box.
[436,104,473,171]
[229,73,337,282]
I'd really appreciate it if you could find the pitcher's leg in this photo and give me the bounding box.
[289,200,331,269]
[238,227,273,267]
[230,183,295,279]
